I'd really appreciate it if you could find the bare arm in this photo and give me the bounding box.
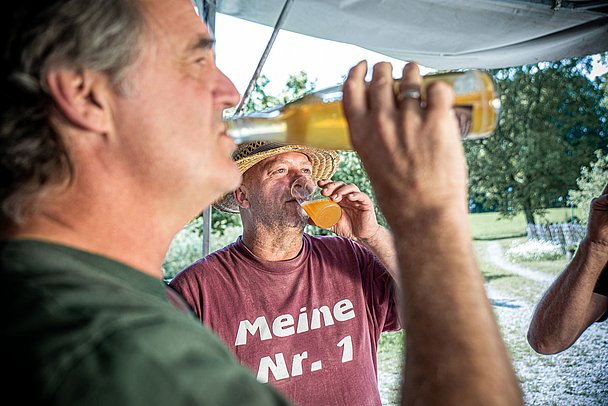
[343,61,522,405]
[527,184,608,354]
[356,225,398,281]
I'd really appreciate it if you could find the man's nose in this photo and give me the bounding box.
[290,175,314,199]
[216,68,241,108]
[291,174,311,186]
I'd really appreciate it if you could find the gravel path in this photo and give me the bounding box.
[486,242,554,283]
[379,241,607,405]
[485,243,607,405]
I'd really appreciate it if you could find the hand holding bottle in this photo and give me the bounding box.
[226,69,500,150]
[343,61,468,221]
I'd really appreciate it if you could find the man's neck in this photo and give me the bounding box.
[241,225,305,261]
[8,188,182,279]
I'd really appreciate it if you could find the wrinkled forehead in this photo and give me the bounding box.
[245,151,312,179]
[262,151,312,167]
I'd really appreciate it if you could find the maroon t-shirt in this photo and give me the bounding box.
[170,234,400,406]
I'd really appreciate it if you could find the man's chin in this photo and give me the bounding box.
[221,167,242,194]
[263,212,307,230]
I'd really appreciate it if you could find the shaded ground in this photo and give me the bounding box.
[377,240,607,405]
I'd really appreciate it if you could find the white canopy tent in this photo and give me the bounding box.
[194,0,608,255]
[212,0,608,69]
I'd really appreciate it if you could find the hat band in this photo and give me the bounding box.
[235,142,290,160]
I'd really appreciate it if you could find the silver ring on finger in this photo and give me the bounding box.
[397,86,421,103]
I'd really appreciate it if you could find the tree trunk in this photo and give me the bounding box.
[524,206,535,225]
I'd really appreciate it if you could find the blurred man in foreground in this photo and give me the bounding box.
[0,0,522,404]
[1,0,288,404]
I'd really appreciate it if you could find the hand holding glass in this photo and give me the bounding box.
[291,177,342,229]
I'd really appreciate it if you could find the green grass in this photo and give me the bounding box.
[468,207,585,240]
[378,330,404,367]
[377,331,404,404]
[469,212,528,240]
[535,207,586,224]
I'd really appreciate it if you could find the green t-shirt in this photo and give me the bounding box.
[0,240,291,405]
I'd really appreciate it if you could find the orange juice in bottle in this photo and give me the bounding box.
[226,70,500,150]
[419,70,499,139]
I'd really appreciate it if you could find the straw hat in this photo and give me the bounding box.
[213,141,339,213]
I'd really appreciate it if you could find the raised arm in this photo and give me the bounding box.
[527,184,608,354]
[342,61,522,405]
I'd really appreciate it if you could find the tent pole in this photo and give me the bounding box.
[198,0,216,257]
[233,0,294,116]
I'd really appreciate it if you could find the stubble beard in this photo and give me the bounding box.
[251,200,308,232]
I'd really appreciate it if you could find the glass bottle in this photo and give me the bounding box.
[226,70,501,150]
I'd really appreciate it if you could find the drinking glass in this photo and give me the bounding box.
[291,177,342,229]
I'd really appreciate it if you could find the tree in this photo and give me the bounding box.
[568,150,608,225]
[465,55,608,225]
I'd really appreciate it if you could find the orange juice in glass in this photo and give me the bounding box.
[291,177,342,229]
[301,199,342,229]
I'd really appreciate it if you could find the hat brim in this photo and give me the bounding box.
[213,143,339,214]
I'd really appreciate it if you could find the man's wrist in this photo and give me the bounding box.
[356,225,384,247]
[578,238,608,262]
[386,205,469,236]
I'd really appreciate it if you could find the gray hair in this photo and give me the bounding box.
[0,0,147,226]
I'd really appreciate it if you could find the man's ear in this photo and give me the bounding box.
[234,185,250,209]
[45,68,111,133]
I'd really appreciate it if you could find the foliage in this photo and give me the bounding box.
[334,151,387,227]
[465,55,608,225]
[163,221,244,279]
[162,217,203,279]
[279,71,317,103]
[568,149,608,225]
[505,240,564,261]
[227,71,318,115]
[210,224,242,252]
[210,209,242,237]
[377,330,404,404]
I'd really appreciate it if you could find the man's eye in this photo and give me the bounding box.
[275,168,286,174]
[302,168,312,174]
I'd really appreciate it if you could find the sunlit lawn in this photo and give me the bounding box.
[469,207,585,240]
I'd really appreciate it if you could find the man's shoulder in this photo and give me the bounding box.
[306,233,348,244]
[305,233,366,252]
[304,234,380,267]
